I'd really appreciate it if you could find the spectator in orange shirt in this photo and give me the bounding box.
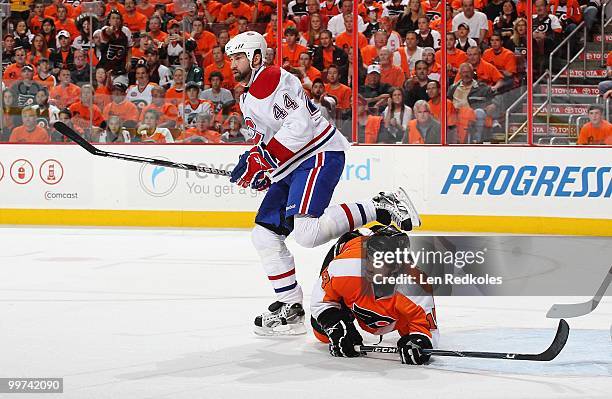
[136,0,155,18]
[426,80,457,132]
[282,26,308,68]
[34,58,57,92]
[165,67,187,106]
[482,33,517,91]
[435,32,468,83]
[324,64,352,112]
[9,106,50,143]
[404,100,441,144]
[191,17,217,55]
[204,46,236,90]
[29,1,46,35]
[458,46,504,92]
[3,47,30,87]
[50,68,81,109]
[103,83,141,126]
[179,113,221,143]
[361,30,387,67]
[577,105,612,145]
[218,0,253,24]
[54,5,79,39]
[68,84,105,134]
[148,16,168,45]
[335,14,368,51]
[123,0,148,33]
[297,51,322,89]
[379,48,405,88]
[139,85,178,129]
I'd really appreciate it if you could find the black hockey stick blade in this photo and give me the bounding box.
[357,319,569,361]
[53,121,232,176]
[546,265,612,319]
[54,121,101,155]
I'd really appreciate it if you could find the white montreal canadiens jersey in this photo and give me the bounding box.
[240,66,349,182]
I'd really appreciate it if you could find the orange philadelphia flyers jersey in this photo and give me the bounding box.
[311,233,439,345]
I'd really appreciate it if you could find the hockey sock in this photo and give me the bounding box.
[251,224,303,304]
[293,201,376,248]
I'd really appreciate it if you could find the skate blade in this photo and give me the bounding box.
[396,187,421,229]
[254,323,307,336]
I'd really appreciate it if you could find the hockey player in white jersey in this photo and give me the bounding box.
[225,31,421,336]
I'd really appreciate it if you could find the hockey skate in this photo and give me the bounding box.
[254,301,306,336]
[373,187,421,231]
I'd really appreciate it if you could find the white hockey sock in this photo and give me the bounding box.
[293,200,376,248]
[251,224,303,304]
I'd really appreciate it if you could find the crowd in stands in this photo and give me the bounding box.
[0,0,610,144]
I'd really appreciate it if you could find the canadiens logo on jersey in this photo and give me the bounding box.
[244,117,263,143]
[352,303,396,329]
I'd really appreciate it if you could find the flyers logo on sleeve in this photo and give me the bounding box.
[352,303,396,329]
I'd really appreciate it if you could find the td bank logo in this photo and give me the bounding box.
[139,159,178,197]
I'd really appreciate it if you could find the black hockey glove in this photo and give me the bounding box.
[397,334,433,365]
[318,308,363,358]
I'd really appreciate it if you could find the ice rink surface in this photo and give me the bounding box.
[0,227,610,399]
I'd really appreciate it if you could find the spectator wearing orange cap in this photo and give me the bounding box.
[577,105,612,145]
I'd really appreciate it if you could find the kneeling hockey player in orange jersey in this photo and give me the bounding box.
[311,225,439,365]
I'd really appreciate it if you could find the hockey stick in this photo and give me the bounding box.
[546,265,612,319]
[356,319,569,361]
[53,122,232,176]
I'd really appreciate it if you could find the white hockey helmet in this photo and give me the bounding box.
[225,31,267,67]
